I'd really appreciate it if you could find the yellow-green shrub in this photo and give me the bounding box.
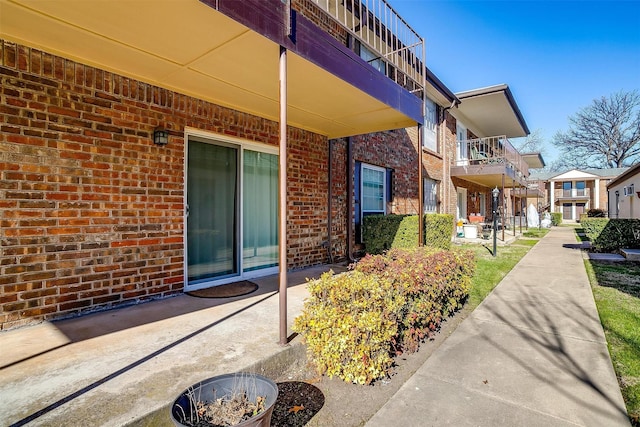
[293,271,405,385]
[293,247,474,384]
[355,247,474,353]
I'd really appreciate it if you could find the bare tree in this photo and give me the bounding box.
[553,90,640,168]
[513,129,554,171]
[513,128,546,154]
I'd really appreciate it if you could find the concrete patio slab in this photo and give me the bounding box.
[588,253,627,261]
[621,249,640,260]
[0,265,346,427]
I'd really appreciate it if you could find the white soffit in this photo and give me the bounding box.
[0,0,415,138]
[455,87,528,138]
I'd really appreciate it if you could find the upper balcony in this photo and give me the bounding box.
[309,0,425,96]
[555,188,591,202]
[512,180,546,198]
[451,136,529,188]
[1,0,424,139]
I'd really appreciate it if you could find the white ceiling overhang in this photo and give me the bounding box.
[0,0,420,138]
[521,153,546,169]
[454,84,529,139]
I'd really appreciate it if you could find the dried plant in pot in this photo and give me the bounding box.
[171,373,278,427]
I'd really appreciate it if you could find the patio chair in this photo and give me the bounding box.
[470,146,488,164]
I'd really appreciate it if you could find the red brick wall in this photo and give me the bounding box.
[329,138,348,261]
[351,129,420,215]
[442,111,458,215]
[285,128,331,267]
[0,40,331,329]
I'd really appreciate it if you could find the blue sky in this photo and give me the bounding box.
[390,0,640,164]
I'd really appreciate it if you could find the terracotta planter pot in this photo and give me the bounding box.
[171,373,278,427]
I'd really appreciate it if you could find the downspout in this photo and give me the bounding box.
[347,136,355,262]
[418,123,424,246]
[418,39,426,246]
[327,140,334,264]
[278,45,288,346]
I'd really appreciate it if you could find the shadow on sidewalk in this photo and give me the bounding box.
[474,284,630,423]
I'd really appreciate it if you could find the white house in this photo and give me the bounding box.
[531,168,628,221]
[607,163,640,219]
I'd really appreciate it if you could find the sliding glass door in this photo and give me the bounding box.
[187,141,239,282]
[186,137,278,289]
[243,151,278,272]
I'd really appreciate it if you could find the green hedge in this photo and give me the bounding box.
[581,218,640,252]
[362,214,454,254]
[551,212,563,226]
[587,208,606,217]
[425,214,455,250]
[293,247,474,384]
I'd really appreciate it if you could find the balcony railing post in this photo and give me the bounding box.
[311,0,424,95]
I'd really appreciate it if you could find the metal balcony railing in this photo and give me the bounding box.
[558,188,590,199]
[455,135,529,179]
[311,0,425,95]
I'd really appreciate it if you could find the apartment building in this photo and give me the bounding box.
[531,168,629,221]
[0,0,535,329]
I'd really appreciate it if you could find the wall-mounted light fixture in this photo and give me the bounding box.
[470,192,477,203]
[153,128,169,146]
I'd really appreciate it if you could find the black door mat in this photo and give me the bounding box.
[187,280,259,298]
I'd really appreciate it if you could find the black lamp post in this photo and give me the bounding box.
[492,186,500,257]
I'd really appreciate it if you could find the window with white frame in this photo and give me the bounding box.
[358,43,385,75]
[424,178,438,213]
[424,98,438,152]
[456,122,468,164]
[361,164,386,216]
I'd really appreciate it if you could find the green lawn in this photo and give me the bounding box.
[521,228,550,239]
[585,260,640,426]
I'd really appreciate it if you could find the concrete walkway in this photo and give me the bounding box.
[366,226,631,427]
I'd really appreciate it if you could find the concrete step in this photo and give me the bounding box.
[621,248,640,260]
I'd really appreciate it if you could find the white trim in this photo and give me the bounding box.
[183,128,279,292]
[360,163,387,221]
[550,169,599,180]
[456,123,468,165]
[184,126,278,155]
[423,98,438,152]
[457,187,467,221]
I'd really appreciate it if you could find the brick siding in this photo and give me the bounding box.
[351,129,420,215]
[0,40,333,329]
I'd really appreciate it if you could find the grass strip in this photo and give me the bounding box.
[462,240,534,310]
[585,260,640,426]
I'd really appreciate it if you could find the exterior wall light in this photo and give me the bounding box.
[153,128,169,146]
